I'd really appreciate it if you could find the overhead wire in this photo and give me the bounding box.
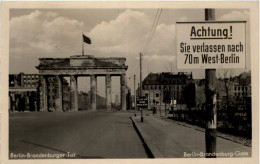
[143,9,160,54]
[143,8,163,55]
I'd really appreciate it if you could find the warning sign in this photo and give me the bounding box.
[176,21,246,69]
[136,97,148,108]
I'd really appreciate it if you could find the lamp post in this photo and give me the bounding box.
[129,75,136,117]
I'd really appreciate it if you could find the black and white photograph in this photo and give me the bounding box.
[1,1,259,164]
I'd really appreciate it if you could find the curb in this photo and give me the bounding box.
[130,116,164,158]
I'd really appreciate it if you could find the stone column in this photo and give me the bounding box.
[9,93,11,112]
[44,76,48,111]
[15,93,19,111]
[55,75,63,111]
[106,74,112,110]
[70,75,78,111]
[40,76,48,111]
[25,92,30,111]
[121,74,126,110]
[10,92,15,112]
[90,75,97,110]
[20,92,25,112]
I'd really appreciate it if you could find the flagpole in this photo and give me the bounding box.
[82,32,84,56]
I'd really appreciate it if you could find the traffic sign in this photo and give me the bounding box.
[136,96,148,108]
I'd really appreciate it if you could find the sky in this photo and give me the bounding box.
[9,8,251,97]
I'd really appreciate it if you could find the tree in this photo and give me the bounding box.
[158,73,172,116]
[217,69,234,110]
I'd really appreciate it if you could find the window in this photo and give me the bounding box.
[155,86,157,90]
[145,93,149,97]
[159,86,161,89]
[151,86,153,90]
[156,93,159,97]
[234,86,237,90]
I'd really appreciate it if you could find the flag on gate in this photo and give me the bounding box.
[83,34,91,44]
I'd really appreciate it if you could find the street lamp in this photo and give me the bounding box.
[129,74,136,117]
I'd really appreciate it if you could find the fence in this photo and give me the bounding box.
[172,106,251,138]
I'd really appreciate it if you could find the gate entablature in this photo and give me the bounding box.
[36,55,128,75]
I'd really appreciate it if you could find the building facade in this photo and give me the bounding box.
[9,72,71,112]
[9,73,40,112]
[195,71,251,110]
[138,72,193,109]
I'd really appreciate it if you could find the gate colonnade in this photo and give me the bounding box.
[36,55,128,111]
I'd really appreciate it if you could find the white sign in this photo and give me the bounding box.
[176,21,246,69]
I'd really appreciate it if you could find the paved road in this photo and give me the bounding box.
[9,111,148,159]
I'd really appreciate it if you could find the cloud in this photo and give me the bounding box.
[85,9,177,79]
[87,9,176,58]
[218,10,249,21]
[10,10,84,73]
[178,16,188,22]
[10,9,177,80]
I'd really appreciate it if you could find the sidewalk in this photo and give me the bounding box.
[131,110,251,158]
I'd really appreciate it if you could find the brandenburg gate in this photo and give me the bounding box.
[36,55,128,111]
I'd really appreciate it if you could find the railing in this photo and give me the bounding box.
[172,107,251,138]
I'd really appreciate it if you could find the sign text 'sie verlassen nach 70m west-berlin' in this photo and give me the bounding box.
[176,21,246,69]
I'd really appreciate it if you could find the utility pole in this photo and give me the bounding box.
[140,53,144,122]
[140,53,143,96]
[134,74,136,117]
[205,8,217,158]
[138,83,140,97]
[160,88,161,115]
[82,32,84,56]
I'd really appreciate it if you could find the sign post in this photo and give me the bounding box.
[176,9,246,158]
[204,8,217,158]
[137,96,148,122]
[134,74,136,117]
[140,53,144,122]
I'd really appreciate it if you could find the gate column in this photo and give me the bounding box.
[70,75,78,111]
[40,75,48,111]
[106,74,112,110]
[121,74,126,110]
[25,92,29,111]
[90,75,97,110]
[55,75,63,111]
